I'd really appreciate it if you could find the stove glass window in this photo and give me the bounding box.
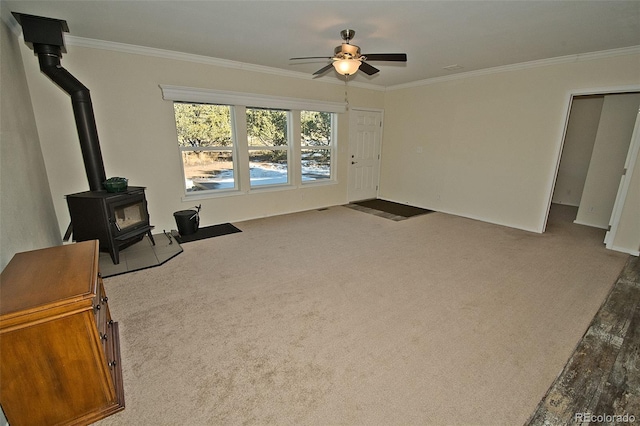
[114,202,144,231]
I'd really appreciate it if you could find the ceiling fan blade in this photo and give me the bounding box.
[313,63,335,76]
[359,62,380,76]
[363,53,407,62]
[290,56,333,60]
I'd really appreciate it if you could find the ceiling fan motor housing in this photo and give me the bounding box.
[335,43,361,59]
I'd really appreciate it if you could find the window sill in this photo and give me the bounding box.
[181,183,298,201]
[181,180,338,202]
[301,179,337,188]
[249,184,298,193]
[181,189,244,202]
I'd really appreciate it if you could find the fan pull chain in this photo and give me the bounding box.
[344,76,350,110]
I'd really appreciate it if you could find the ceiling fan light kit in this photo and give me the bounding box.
[290,29,407,78]
[333,58,361,75]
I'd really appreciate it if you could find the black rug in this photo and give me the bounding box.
[173,223,242,243]
[347,199,433,221]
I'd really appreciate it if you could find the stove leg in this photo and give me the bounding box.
[109,246,120,265]
[63,222,73,242]
[147,231,156,246]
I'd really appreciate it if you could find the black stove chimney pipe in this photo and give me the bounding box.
[12,12,107,192]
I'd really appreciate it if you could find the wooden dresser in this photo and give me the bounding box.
[0,240,124,425]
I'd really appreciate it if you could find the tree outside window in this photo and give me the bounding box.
[301,111,333,182]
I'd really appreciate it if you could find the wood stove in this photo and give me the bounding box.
[66,187,155,264]
[13,12,156,265]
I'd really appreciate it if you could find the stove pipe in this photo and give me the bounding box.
[12,12,107,192]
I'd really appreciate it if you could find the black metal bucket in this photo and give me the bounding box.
[173,209,199,236]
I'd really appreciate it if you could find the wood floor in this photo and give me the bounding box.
[527,255,640,425]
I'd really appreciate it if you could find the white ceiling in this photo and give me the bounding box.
[2,0,639,88]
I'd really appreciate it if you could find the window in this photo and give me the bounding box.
[173,103,236,193]
[301,111,334,182]
[247,108,290,188]
[161,85,346,197]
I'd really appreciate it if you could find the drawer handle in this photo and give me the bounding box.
[108,360,117,368]
[101,296,108,303]
[94,304,101,311]
[100,333,108,342]
[108,319,114,326]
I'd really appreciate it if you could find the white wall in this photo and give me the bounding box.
[0,20,61,270]
[14,30,640,254]
[552,96,603,207]
[18,41,384,235]
[381,53,640,233]
[575,93,640,229]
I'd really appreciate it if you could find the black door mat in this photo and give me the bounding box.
[346,199,433,221]
[173,223,242,243]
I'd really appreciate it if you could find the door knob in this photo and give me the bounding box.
[351,161,358,165]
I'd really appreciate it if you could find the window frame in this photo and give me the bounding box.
[300,110,336,184]
[246,107,292,189]
[174,102,239,195]
[161,85,346,198]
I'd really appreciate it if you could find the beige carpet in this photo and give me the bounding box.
[96,204,628,425]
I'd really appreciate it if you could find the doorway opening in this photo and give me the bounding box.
[547,89,640,253]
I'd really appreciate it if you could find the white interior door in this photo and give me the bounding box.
[605,109,640,247]
[348,109,382,202]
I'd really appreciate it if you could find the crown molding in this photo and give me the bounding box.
[64,35,385,92]
[387,45,640,91]
[159,84,347,113]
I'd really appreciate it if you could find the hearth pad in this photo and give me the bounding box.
[99,233,182,277]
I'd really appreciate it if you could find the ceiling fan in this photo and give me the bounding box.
[290,29,407,77]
